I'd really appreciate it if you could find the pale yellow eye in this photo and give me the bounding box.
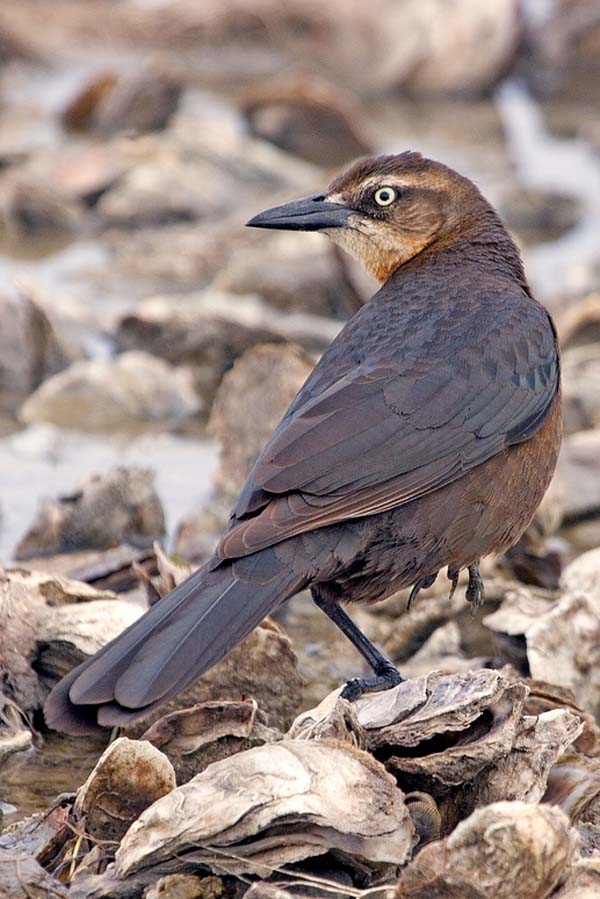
[374,186,397,207]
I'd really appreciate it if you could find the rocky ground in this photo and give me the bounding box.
[1,1,600,897]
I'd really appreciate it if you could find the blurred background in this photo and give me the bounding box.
[0,0,599,573]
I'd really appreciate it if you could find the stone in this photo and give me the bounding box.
[395,801,576,899]
[115,740,416,879]
[242,77,370,166]
[15,466,165,560]
[208,343,314,502]
[0,289,68,402]
[74,737,176,843]
[115,292,336,405]
[19,351,200,430]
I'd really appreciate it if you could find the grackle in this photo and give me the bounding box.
[45,153,561,734]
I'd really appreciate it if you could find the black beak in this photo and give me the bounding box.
[246,193,351,231]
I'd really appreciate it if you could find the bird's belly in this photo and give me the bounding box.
[313,391,562,606]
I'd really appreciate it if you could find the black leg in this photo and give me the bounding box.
[466,561,485,610]
[311,588,403,701]
[407,572,438,609]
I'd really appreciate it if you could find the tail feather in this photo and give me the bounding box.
[44,553,304,735]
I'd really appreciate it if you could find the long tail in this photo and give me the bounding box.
[44,549,305,735]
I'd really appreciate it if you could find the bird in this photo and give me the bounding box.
[45,152,562,735]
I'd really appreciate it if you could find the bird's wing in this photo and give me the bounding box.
[216,296,559,561]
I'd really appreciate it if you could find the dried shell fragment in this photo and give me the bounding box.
[115,740,416,879]
[142,699,281,783]
[471,709,584,809]
[518,678,600,756]
[0,846,67,898]
[74,737,176,843]
[544,752,600,825]
[486,589,600,715]
[560,547,600,601]
[294,670,526,790]
[549,859,600,898]
[145,874,224,899]
[288,692,366,747]
[395,801,576,899]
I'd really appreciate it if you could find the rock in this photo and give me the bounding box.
[544,753,600,825]
[0,567,138,715]
[0,697,33,770]
[395,801,576,899]
[27,145,131,208]
[562,345,600,432]
[134,542,191,607]
[0,847,67,898]
[397,621,482,679]
[553,862,600,899]
[292,670,528,793]
[208,343,314,502]
[373,0,520,97]
[241,77,370,166]
[28,544,160,595]
[63,70,181,135]
[35,598,143,685]
[214,231,362,316]
[19,351,200,430]
[0,802,71,861]
[0,289,68,402]
[0,570,61,713]
[145,875,224,899]
[561,547,600,601]
[115,740,416,879]
[471,709,584,811]
[519,678,600,756]
[142,699,280,783]
[500,187,580,244]
[485,588,600,717]
[62,73,118,131]
[116,292,336,406]
[110,220,231,290]
[74,737,176,843]
[523,0,600,104]
[558,294,600,349]
[97,71,181,135]
[173,505,226,565]
[0,174,82,234]
[2,569,118,606]
[97,154,222,229]
[15,466,165,560]
[556,430,600,523]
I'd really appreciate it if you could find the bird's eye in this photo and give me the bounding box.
[374,186,397,207]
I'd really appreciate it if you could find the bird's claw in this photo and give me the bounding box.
[407,572,438,609]
[466,562,485,612]
[341,663,403,701]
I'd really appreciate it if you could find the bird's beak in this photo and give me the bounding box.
[246,193,351,231]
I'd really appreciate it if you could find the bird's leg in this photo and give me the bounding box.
[466,560,485,611]
[407,572,438,610]
[311,588,403,701]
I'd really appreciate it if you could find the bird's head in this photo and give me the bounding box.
[247,152,492,283]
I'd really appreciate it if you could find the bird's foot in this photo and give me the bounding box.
[447,567,459,600]
[341,660,403,701]
[407,572,438,609]
[466,561,485,612]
